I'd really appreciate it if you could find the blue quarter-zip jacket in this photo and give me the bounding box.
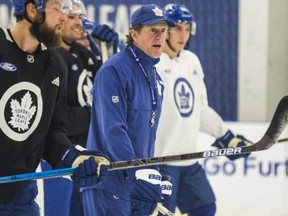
[86,44,164,199]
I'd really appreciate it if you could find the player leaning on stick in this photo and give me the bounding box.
[155,4,252,216]
[0,0,109,215]
[81,4,175,216]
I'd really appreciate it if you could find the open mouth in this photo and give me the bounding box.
[56,24,63,30]
[72,28,82,33]
[153,44,161,48]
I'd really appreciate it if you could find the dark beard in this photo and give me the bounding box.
[30,22,62,49]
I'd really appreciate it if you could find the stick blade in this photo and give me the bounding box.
[254,134,276,151]
[265,96,288,142]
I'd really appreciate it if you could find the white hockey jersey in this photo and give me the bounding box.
[155,50,228,166]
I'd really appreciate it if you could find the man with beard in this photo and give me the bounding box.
[39,0,118,215]
[0,0,110,215]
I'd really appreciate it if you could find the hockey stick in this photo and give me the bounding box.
[100,41,108,63]
[110,92,287,169]
[0,142,257,184]
[0,96,287,184]
[278,137,288,143]
[155,203,174,216]
[0,137,283,184]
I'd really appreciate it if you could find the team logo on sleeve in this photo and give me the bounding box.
[71,64,78,71]
[0,82,43,141]
[174,78,194,117]
[78,69,93,107]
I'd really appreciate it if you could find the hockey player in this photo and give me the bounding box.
[0,0,109,215]
[82,4,175,216]
[59,0,100,147]
[155,4,252,216]
[57,0,118,215]
[59,0,119,147]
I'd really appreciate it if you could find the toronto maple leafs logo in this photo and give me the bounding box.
[83,76,93,107]
[152,7,164,17]
[174,77,194,117]
[178,85,190,109]
[9,91,36,131]
[0,82,43,141]
[78,69,93,107]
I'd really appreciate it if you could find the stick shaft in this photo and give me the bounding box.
[100,41,108,62]
[278,137,288,143]
[156,203,174,216]
[0,168,75,184]
[0,144,260,184]
[1,96,287,184]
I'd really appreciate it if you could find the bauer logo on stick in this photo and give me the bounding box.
[202,147,242,158]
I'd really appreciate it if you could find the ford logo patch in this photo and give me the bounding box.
[0,62,17,72]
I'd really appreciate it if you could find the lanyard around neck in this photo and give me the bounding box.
[128,46,158,127]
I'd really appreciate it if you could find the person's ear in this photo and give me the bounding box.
[129,29,138,43]
[26,2,38,19]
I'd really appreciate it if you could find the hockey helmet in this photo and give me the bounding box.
[164,4,196,35]
[68,0,94,30]
[70,0,86,16]
[12,0,72,16]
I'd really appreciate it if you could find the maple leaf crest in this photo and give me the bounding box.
[83,77,93,107]
[9,91,37,132]
[178,84,190,109]
[152,7,163,17]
